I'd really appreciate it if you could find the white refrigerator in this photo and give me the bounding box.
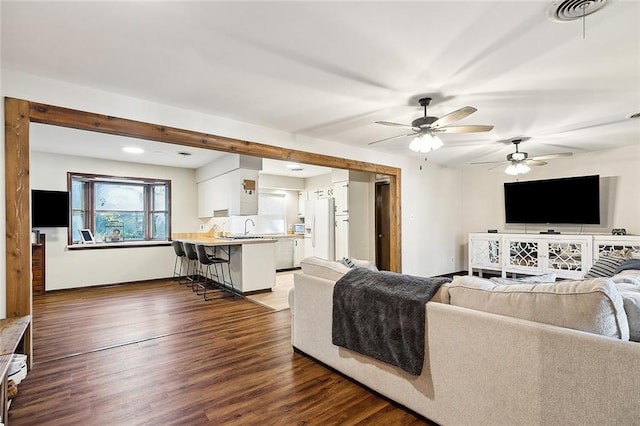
[304,198,335,261]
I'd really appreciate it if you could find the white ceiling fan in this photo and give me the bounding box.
[471,139,573,175]
[368,97,494,153]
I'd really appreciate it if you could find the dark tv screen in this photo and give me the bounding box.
[32,190,70,228]
[504,175,600,224]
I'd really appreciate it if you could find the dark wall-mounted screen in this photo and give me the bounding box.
[32,190,70,228]
[504,175,600,224]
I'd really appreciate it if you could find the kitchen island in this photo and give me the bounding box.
[175,236,276,294]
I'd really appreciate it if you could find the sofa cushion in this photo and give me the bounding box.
[584,255,625,278]
[490,272,557,285]
[448,276,629,340]
[300,256,350,281]
[615,282,640,342]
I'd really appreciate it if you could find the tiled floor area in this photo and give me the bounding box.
[245,270,296,311]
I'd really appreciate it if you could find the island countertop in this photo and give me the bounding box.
[173,236,276,294]
[174,237,277,245]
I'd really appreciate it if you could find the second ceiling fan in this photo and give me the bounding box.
[471,139,573,175]
[369,97,494,152]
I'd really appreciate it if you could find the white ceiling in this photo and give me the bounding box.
[2,1,639,170]
[29,123,332,178]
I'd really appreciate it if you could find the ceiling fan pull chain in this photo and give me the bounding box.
[582,4,586,39]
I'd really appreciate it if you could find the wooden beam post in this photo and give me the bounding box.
[4,97,31,318]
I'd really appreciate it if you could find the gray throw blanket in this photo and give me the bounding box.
[332,268,451,376]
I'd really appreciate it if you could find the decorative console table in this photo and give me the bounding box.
[469,233,640,279]
[0,316,30,425]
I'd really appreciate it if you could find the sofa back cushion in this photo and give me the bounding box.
[300,256,350,282]
[448,276,629,340]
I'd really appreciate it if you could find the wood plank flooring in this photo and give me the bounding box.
[9,279,431,425]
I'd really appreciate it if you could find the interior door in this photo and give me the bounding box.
[375,182,391,271]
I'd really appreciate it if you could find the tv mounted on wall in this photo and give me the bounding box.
[31,190,70,228]
[504,175,600,224]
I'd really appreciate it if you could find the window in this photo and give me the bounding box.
[258,193,286,234]
[69,173,171,244]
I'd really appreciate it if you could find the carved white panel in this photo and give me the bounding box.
[547,242,584,271]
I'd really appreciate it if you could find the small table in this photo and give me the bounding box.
[0,316,31,425]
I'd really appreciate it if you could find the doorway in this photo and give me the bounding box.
[375,181,391,271]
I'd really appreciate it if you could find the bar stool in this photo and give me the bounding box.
[214,244,235,297]
[182,242,199,289]
[195,244,228,301]
[172,241,186,284]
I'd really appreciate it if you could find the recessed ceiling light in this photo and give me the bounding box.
[122,146,144,154]
[286,163,303,170]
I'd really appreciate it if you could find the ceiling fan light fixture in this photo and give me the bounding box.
[511,152,526,161]
[409,133,443,153]
[505,162,531,176]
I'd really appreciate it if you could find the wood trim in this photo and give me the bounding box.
[4,97,402,326]
[4,98,31,318]
[28,101,399,176]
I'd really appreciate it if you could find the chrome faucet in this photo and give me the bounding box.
[244,218,256,235]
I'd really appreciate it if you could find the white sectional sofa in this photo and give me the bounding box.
[290,257,640,425]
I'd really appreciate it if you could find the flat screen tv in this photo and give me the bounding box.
[504,175,600,224]
[32,190,70,228]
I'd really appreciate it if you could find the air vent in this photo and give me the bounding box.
[547,0,609,22]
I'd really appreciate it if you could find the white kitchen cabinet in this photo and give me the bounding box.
[335,216,349,260]
[197,169,259,217]
[275,237,295,270]
[293,237,305,267]
[298,190,307,217]
[333,181,349,216]
[310,187,333,200]
[198,177,217,218]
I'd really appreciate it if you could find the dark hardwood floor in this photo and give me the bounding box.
[10,279,429,425]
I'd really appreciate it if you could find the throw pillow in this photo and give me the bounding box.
[585,255,625,278]
[615,282,640,342]
[490,272,557,285]
[613,258,640,275]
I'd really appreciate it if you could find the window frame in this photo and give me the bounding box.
[67,172,171,245]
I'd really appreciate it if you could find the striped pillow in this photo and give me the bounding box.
[585,255,625,278]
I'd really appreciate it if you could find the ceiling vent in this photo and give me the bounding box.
[547,0,609,22]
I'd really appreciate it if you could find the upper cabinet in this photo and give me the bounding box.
[196,154,261,218]
[198,169,259,217]
[298,190,307,217]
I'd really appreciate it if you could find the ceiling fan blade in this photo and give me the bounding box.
[529,152,573,161]
[525,160,548,166]
[470,160,508,165]
[375,121,415,129]
[367,133,414,146]
[488,162,508,171]
[434,125,494,134]
[430,106,477,129]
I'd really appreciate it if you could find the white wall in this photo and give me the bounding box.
[461,145,640,265]
[1,69,467,306]
[401,162,465,275]
[30,151,199,290]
